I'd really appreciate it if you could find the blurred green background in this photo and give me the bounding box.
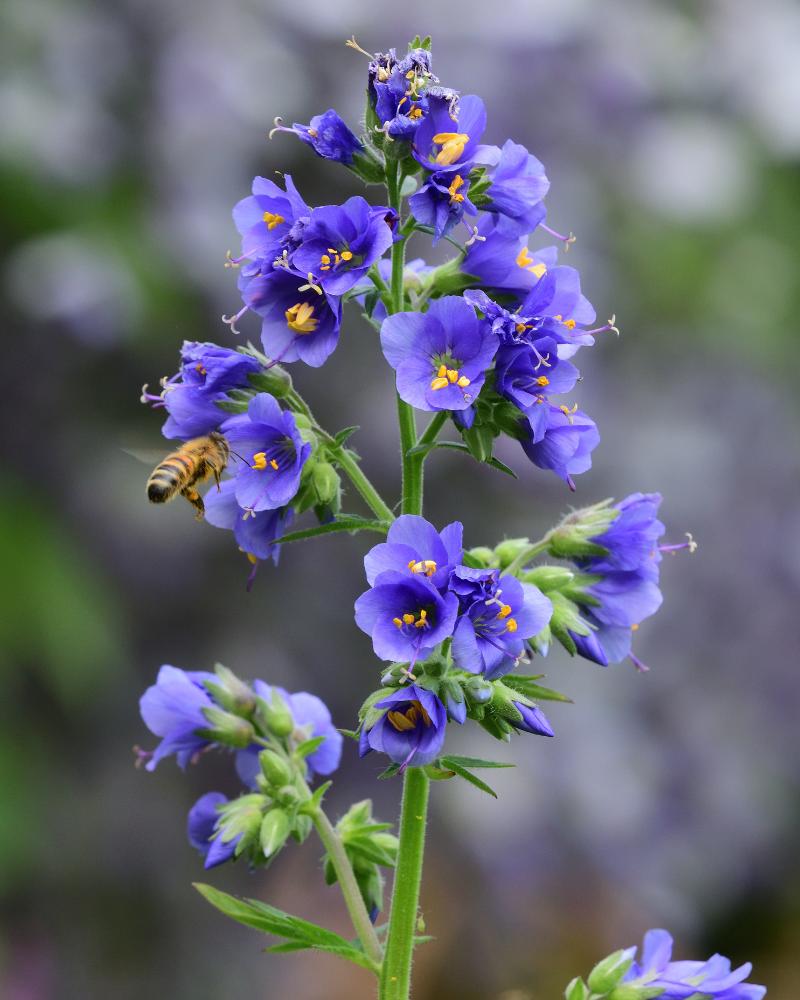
[2,1,799,997]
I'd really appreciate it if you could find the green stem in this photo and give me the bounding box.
[334,445,396,523]
[312,808,383,970]
[504,534,553,576]
[286,388,394,523]
[379,767,430,999]
[416,411,448,450]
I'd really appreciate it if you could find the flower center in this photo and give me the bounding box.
[432,131,469,166]
[516,247,547,278]
[251,452,279,471]
[392,608,430,630]
[263,211,285,230]
[387,699,432,732]
[285,302,318,334]
[319,247,354,272]
[195,363,207,376]
[553,313,577,330]
[408,559,437,577]
[448,174,465,204]
[430,363,471,391]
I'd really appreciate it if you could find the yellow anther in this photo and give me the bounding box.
[447,368,459,383]
[516,247,548,278]
[195,363,207,375]
[285,302,318,334]
[560,403,578,416]
[262,211,285,230]
[307,128,318,138]
[414,609,428,628]
[432,131,470,166]
[409,559,438,576]
[408,106,423,120]
[251,452,267,470]
[430,377,449,390]
[387,709,416,732]
[245,552,258,566]
[515,322,530,334]
[497,604,513,619]
[402,613,416,625]
[456,375,471,388]
[340,250,353,262]
[631,623,640,632]
[437,364,448,378]
[269,458,279,470]
[563,318,576,330]
[505,618,518,633]
[406,70,415,79]
[448,174,465,204]
[393,617,403,628]
[535,376,550,387]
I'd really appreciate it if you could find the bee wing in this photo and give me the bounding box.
[122,447,172,467]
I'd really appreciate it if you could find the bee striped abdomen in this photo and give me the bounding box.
[146,433,228,515]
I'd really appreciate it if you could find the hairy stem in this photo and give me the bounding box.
[312,808,383,970]
[503,534,553,576]
[379,157,431,1000]
[378,767,430,999]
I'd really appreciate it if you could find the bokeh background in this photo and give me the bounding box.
[2,1,800,997]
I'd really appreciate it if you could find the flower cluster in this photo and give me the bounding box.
[137,663,342,868]
[567,928,766,1000]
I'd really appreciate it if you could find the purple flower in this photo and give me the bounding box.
[354,571,459,664]
[518,263,599,360]
[291,197,395,295]
[235,680,342,788]
[243,269,342,368]
[144,342,261,441]
[518,404,600,489]
[232,174,310,265]
[462,216,559,295]
[479,139,550,235]
[449,568,552,680]
[413,94,486,173]
[204,480,292,567]
[408,170,477,243]
[622,928,766,999]
[187,792,239,869]
[275,109,363,165]
[359,684,447,767]
[494,339,580,412]
[380,295,498,412]
[579,492,665,574]
[368,47,448,139]
[363,514,463,593]
[512,703,554,738]
[138,665,216,771]
[220,393,310,513]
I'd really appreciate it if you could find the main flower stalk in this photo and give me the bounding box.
[379,158,431,999]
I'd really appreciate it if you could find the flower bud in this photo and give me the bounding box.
[465,546,494,568]
[291,814,313,844]
[247,366,292,399]
[440,677,466,723]
[205,664,256,716]
[311,461,341,507]
[260,808,291,858]
[200,707,255,748]
[608,984,666,1000]
[275,785,301,809]
[464,676,493,705]
[564,979,591,1000]
[260,691,295,739]
[586,949,635,994]
[259,749,293,789]
[522,565,576,592]
[493,537,531,568]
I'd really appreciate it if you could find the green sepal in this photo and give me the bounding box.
[502,675,573,704]
[259,689,295,739]
[299,780,332,816]
[377,763,401,780]
[522,565,576,592]
[587,949,635,993]
[332,425,360,447]
[247,366,293,398]
[564,977,592,1000]
[466,165,492,206]
[408,34,432,51]
[295,735,327,760]
[608,984,668,999]
[465,546,494,568]
[349,147,386,185]
[460,422,497,463]
[290,814,313,845]
[204,663,256,715]
[260,808,291,857]
[259,748,293,789]
[198,706,255,748]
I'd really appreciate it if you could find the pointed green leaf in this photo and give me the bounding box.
[265,938,376,971]
[439,755,515,770]
[333,425,360,446]
[295,735,326,759]
[275,517,389,545]
[441,759,499,798]
[377,763,401,780]
[502,676,574,704]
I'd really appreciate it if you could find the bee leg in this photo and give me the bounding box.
[211,463,223,492]
[181,487,205,520]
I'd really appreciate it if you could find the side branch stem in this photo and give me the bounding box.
[312,808,383,970]
[504,534,553,576]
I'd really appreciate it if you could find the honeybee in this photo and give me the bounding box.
[146,432,230,519]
